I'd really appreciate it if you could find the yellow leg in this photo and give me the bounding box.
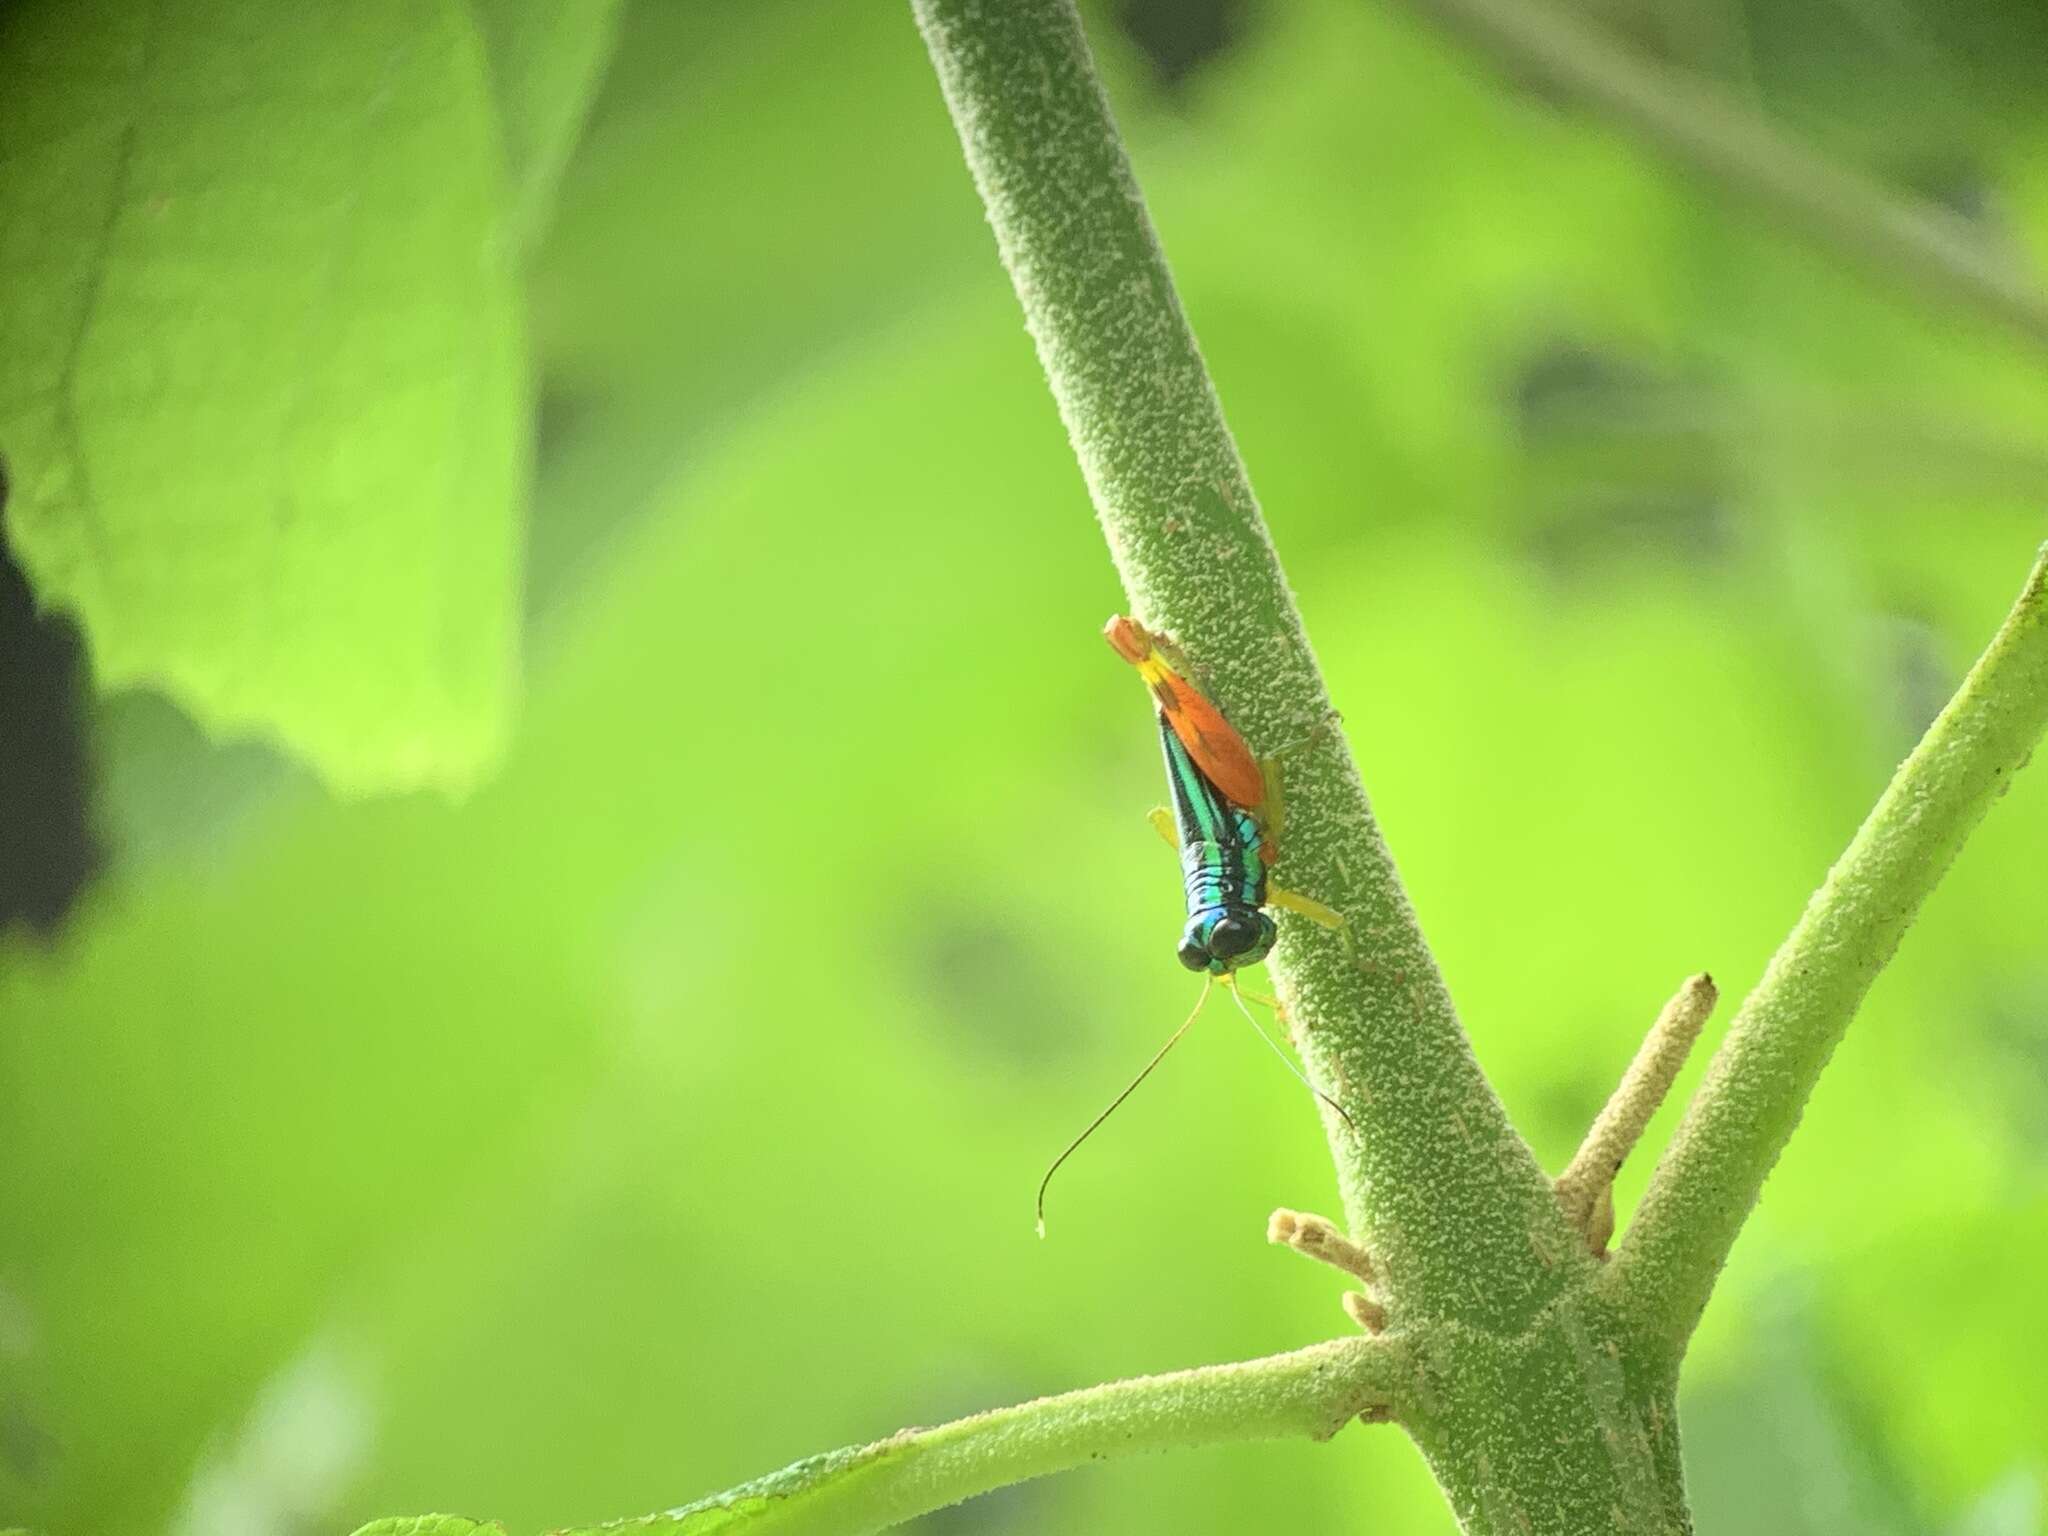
[1256,710,1347,847]
[1257,755,1287,847]
[1148,806,1178,849]
[1232,981,1284,1014]
[1270,884,1345,931]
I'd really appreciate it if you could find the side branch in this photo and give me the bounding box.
[1388,0,2048,354]
[1611,549,2048,1352]
[1555,973,1717,1251]
[591,1339,1402,1536]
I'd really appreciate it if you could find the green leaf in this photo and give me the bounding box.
[351,1444,910,1536]
[468,0,624,242]
[0,0,525,795]
[576,1443,910,1534]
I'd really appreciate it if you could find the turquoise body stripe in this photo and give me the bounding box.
[1165,729,1225,842]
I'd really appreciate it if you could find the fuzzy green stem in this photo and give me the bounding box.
[912,0,1581,1338]
[551,1338,1402,1536]
[1387,0,2048,352]
[1611,548,2048,1352]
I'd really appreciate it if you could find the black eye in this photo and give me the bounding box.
[1176,935,1211,972]
[1208,914,1263,959]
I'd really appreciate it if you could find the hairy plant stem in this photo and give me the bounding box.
[1385,0,2048,352]
[1610,549,2048,1353]
[910,0,1578,1338]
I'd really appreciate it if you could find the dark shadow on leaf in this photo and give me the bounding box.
[0,456,102,938]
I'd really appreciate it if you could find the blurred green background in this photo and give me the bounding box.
[2,1,2046,1533]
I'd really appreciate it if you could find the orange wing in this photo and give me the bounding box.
[1103,616,1268,812]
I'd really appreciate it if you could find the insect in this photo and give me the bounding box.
[1034,618,1350,1234]
[1158,711,1279,974]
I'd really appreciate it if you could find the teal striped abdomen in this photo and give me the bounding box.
[1159,715,1277,974]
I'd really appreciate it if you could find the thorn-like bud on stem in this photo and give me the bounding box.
[1268,1207,1378,1286]
[1556,972,1718,1253]
[1342,1291,1388,1334]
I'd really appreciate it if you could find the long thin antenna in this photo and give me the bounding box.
[1222,977,1355,1132]
[1036,976,1211,1237]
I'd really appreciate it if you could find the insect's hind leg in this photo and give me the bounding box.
[1253,709,1343,852]
[1269,884,1344,931]
[1269,883,1358,969]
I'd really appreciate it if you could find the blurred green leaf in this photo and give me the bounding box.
[349,1519,503,1536]
[470,0,623,242]
[570,1444,909,1535]
[531,0,1020,398]
[0,0,524,794]
[1682,1283,1931,1536]
[355,1440,911,1536]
